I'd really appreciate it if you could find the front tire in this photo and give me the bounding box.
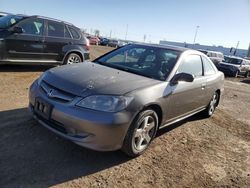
[121,109,158,157]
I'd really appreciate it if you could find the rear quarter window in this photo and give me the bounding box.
[202,56,216,75]
[68,27,81,39]
[64,26,71,38]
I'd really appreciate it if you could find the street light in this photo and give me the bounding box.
[125,24,128,40]
[193,25,200,46]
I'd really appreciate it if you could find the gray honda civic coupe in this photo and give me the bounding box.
[29,43,224,157]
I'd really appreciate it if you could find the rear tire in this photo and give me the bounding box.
[203,92,219,118]
[121,109,158,157]
[64,53,82,65]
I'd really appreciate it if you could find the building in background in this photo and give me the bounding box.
[159,40,248,57]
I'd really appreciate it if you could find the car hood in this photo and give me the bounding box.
[44,62,161,97]
[219,62,240,69]
[220,63,240,68]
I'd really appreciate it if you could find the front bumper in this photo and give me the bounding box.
[29,81,132,151]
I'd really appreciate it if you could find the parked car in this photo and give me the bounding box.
[99,37,109,46]
[198,50,224,67]
[217,56,250,77]
[0,14,90,65]
[0,12,10,17]
[108,39,119,47]
[87,36,100,45]
[107,39,126,48]
[29,43,224,157]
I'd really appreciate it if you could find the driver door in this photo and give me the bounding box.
[166,54,207,122]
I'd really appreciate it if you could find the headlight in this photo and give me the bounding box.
[37,72,47,85]
[76,95,133,112]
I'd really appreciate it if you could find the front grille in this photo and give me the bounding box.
[40,81,75,102]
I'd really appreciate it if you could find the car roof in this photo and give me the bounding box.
[0,11,12,15]
[199,49,223,54]
[132,43,189,52]
[18,15,76,27]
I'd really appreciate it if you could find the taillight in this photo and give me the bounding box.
[86,38,90,51]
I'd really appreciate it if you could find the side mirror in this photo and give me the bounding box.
[170,72,194,85]
[11,26,23,34]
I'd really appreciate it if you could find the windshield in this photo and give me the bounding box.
[0,15,25,29]
[224,57,242,65]
[94,44,180,81]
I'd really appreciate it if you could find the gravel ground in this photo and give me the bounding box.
[0,46,249,188]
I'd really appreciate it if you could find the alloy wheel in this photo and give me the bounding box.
[133,116,156,152]
[209,93,218,115]
[67,54,81,64]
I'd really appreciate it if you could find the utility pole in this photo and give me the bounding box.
[193,25,200,47]
[109,30,112,38]
[234,41,240,55]
[143,34,146,43]
[247,43,250,57]
[125,24,128,40]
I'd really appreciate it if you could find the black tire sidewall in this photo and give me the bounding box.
[122,109,158,157]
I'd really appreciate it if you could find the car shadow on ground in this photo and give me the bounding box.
[156,112,205,137]
[0,107,130,187]
[240,79,250,84]
[0,107,204,187]
[0,64,55,72]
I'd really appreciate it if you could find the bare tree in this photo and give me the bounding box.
[94,29,100,37]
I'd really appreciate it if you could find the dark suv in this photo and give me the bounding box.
[217,56,250,77]
[0,14,90,65]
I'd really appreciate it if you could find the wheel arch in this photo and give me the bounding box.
[141,103,163,128]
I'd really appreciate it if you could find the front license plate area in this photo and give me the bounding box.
[34,98,53,120]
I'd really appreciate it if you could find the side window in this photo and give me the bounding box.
[64,26,71,38]
[18,18,44,35]
[202,56,216,76]
[68,27,80,39]
[47,21,64,37]
[178,55,203,77]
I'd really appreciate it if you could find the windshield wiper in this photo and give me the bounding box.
[93,60,105,65]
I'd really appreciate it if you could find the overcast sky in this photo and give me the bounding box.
[1,0,250,49]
